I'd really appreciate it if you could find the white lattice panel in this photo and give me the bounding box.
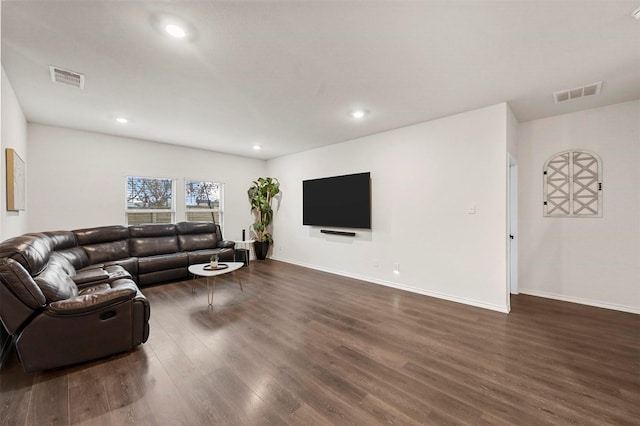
[572,152,599,215]
[543,150,602,218]
[544,152,570,216]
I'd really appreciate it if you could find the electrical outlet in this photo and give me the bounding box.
[393,262,400,274]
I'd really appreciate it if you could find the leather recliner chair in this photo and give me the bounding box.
[0,234,149,373]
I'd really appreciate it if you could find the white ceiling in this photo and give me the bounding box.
[2,1,639,160]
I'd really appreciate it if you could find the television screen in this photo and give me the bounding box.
[303,172,371,229]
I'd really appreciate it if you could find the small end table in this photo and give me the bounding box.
[233,240,255,266]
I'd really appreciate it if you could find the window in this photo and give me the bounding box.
[543,150,602,217]
[185,180,223,225]
[126,176,174,225]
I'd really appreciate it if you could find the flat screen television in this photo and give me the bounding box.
[303,172,371,229]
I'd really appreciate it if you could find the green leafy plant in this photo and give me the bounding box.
[210,253,219,262]
[248,177,280,243]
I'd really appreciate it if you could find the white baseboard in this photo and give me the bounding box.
[270,256,510,314]
[519,289,640,314]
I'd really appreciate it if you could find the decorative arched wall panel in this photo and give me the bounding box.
[543,150,602,217]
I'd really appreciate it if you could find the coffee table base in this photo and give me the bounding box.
[191,274,244,306]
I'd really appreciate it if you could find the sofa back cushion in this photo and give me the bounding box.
[82,240,130,265]
[176,221,215,235]
[74,226,130,245]
[178,234,219,251]
[130,237,179,257]
[74,226,131,265]
[44,231,77,250]
[176,221,219,251]
[42,231,90,269]
[55,247,90,270]
[34,262,78,303]
[129,224,179,257]
[49,253,76,276]
[129,224,176,238]
[0,233,53,276]
[0,258,46,309]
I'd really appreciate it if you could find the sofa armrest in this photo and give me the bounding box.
[217,240,235,249]
[73,268,109,285]
[74,265,133,289]
[47,282,137,315]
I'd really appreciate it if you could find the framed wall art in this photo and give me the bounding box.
[6,148,26,211]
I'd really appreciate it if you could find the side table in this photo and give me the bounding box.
[234,240,255,266]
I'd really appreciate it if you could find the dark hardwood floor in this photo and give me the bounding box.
[1,260,639,425]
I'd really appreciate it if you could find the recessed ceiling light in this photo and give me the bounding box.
[351,110,367,119]
[633,7,640,20]
[253,145,261,150]
[152,14,195,41]
[165,24,186,38]
[115,117,129,124]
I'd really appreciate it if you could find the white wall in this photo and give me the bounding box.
[27,124,266,240]
[1,67,28,240]
[518,100,640,313]
[268,103,511,313]
[507,106,518,160]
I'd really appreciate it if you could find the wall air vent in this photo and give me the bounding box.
[49,66,85,89]
[553,81,602,104]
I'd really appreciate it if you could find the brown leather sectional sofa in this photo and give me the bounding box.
[0,221,235,372]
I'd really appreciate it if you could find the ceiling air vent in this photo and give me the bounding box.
[553,81,602,104]
[49,66,85,89]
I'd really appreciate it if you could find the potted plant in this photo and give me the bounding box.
[210,253,219,269]
[247,177,280,260]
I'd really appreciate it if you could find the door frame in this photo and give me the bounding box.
[508,154,519,296]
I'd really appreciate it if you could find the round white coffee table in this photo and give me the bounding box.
[188,262,244,306]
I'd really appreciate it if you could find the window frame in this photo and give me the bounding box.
[124,175,176,225]
[184,179,224,227]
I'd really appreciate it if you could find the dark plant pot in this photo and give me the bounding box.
[254,241,270,260]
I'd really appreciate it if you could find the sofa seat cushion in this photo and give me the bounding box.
[138,252,188,274]
[187,248,234,264]
[34,263,78,302]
